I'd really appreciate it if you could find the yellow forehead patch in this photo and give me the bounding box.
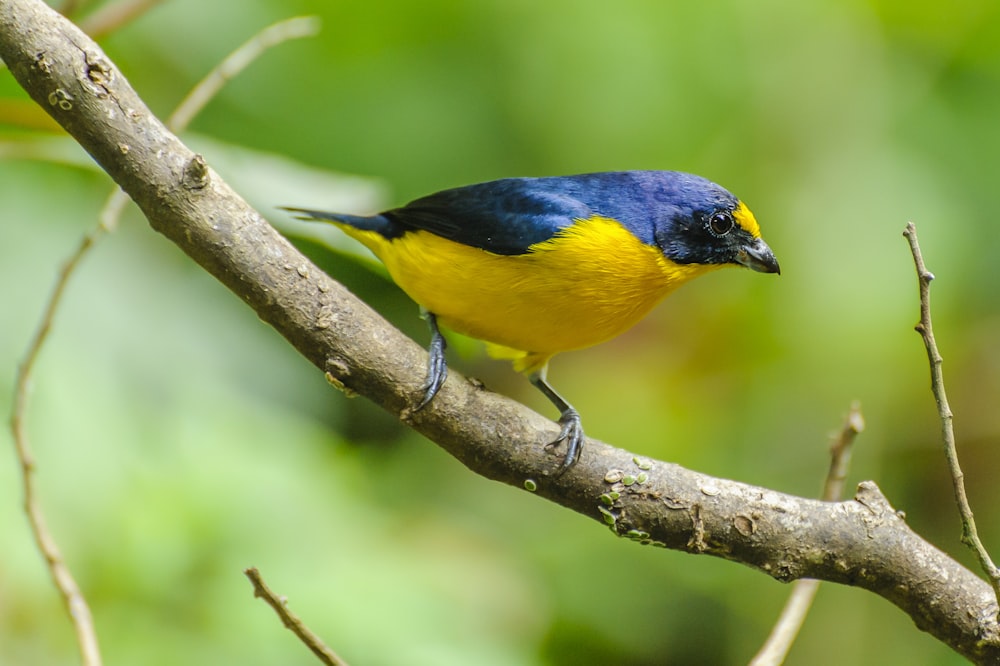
[733,201,761,238]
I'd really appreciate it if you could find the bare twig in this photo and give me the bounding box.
[7,13,322,666]
[10,232,105,666]
[751,582,818,666]
[903,222,1000,609]
[749,402,864,666]
[167,16,320,131]
[244,567,350,666]
[77,0,165,40]
[819,402,864,503]
[7,129,148,666]
[8,96,140,666]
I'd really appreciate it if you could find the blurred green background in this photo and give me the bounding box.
[2,0,999,664]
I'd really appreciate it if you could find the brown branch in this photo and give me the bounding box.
[8,69,144,666]
[819,401,864,503]
[5,14,323,666]
[749,402,864,666]
[10,227,104,666]
[904,222,1000,609]
[2,3,1000,662]
[244,567,349,666]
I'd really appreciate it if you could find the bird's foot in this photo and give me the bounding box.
[415,335,447,411]
[414,312,448,411]
[544,408,584,475]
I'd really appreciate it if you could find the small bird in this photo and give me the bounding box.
[286,170,779,474]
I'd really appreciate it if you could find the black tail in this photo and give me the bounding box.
[281,207,398,237]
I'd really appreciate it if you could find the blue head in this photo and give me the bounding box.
[537,171,780,274]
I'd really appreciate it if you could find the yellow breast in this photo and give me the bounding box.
[340,217,719,373]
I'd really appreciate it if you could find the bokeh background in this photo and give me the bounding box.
[3,0,1000,664]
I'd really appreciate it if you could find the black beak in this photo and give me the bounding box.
[735,237,780,275]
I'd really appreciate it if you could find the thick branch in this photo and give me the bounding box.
[2,2,998,662]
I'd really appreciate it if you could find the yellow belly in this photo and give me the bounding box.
[340,217,719,373]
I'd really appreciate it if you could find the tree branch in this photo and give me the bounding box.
[2,2,999,662]
[10,219,104,666]
[750,402,864,666]
[244,567,349,666]
[6,15,326,666]
[904,222,1000,610]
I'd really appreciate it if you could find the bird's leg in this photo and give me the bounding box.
[415,310,448,411]
[529,367,584,474]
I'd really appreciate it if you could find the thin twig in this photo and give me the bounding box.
[819,402,864,503]
[903,221,1000,609]
[749,402,864,666]
[167,16,321,132]
[244,567,350,666]
[77,0,165,40]
[9,180,133,666]
[8,15,323,666]
[10,229,105,666]
[0,0,162,71]
[8,111,156,666]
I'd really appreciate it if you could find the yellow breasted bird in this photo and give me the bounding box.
[286,170,779,473]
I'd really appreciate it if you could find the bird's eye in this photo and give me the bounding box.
[708,212,734,237]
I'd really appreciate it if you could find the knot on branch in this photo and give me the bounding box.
[854,480,895,517]
[81,49,114,96]
[181,154,209,190]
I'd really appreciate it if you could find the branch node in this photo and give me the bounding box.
[686,504,707,553]
[81,49,114,96]
[181,153,209,190]
[854,480,891,514]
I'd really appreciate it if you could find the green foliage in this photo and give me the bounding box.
[4,0,1000,663]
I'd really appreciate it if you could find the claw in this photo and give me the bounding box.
[530,367,585,475]
[544,407,584,475]
[415,311,447,411]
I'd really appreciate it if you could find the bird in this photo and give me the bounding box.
[285,170,779,474]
